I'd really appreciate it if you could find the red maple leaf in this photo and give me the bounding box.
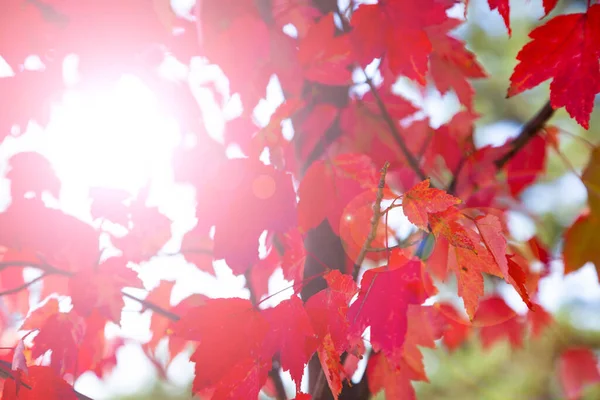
[508,4,600,129]
[2,366,78,400]
[403,179,462,230]
[298,154,378,235]
[69,256,143,323]
[28,310,84,377]
[180,227,215,276]
[559,347,600,400]
[487,0,511,35]
[474,296,523,349]
[263,296,318,386]
[348,255,433,365]
[209,159,297,274]
[297,13,354,86]
[505,134,547,196]
[6,152,61,200]
[171,298,271,395]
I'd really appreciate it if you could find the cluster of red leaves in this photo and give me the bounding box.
[0,0,600,399]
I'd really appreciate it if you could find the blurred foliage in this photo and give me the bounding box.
[110,381,194,400]
[413,311,600,400]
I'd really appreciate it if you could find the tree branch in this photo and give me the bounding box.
[362,70,427,180]
[0,274,47,297]
[494,100,555,169]
[445,100,555,194]
[122,291,181,321]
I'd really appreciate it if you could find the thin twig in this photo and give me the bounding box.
[362,71,427,180]
[352,161,390,280]
[122,291,180,321]
[0,274,47,297]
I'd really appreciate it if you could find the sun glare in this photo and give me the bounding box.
[44,74,181,192]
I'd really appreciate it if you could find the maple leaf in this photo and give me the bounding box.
[69,256,143,323]
[171,298,271,395]
[76,310,119,378]
[401,305,447,380]
[209,159,297,274]
[429,28,487,110]
[563,214,600,279]
[263,296,319,386]
[435,302,471,351]
[402,179,461,230]
[487,0,511,35]
[559,348,600,400]
[292,103,339,164]
[543,0,559,17]
[144,280,175,351]
[348,255,433,365]
[474,296,523,349]
[317,334,346,400]
[508,5,600,129]
[505,134,547,196]
[7,152,60,200]
[211,357,271,400]
[351,1,455,84]
[29,310,84,377]
[2,366,78,400]
[180,227,215,276]
[298,154,378,235]
[0,198,100,274]
[112,199,172,264]
[271,0,320,39]
[474,214,509,277]
[298,13,354,86]
[367,352,417,400]
[305,270,357,337]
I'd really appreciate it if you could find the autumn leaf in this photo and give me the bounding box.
[367,352,417,400]
[474,214,508,277]
[69,256,143,323]
[402,179,461,230]
[508,5,600,129]
[171,298,271,395]
[30,311,84,377]
[474,296,523,349]
[348,256,433,365]
[263,296,318,386]
[559,348,600,400]
[298,154,378,235]
[563,214,600,279]
[487,0,511,35]
[543,0,559,17]
[1,366,78,400]
[505,134,547,196]
[297,13,353,86]
[180,227,215,276]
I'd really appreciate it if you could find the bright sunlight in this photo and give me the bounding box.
[45,74,181,192]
